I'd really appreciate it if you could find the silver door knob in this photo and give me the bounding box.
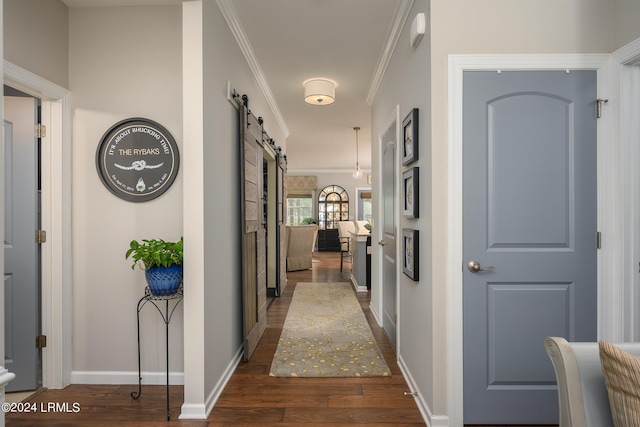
[378,240,385,246]
[468,261,495,273]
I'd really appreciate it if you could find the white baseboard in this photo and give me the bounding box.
[369,303,382,327]
[69,346,243,420]
[179,403,207,420]
[201,345,243,417]
[397,354,448,427]
[70,370,184,385]
[350,274,368,292]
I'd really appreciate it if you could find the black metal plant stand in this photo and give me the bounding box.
[131,286,183,421]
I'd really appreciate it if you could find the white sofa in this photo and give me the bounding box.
[544,336,640,426]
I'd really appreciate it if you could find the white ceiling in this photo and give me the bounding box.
[61,0,405,173]
[62,0,182,6]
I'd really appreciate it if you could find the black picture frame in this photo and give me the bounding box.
[402,108,419,166]
[402,228,419,281]
[403,167,419,218]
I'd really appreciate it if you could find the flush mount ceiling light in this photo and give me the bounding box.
[303,78,336,105]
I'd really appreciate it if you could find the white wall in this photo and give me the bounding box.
[69,5,184,381]
[4,0,68,89]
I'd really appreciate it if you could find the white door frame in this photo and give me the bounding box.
[613,38,640,342]
[447,53,614,426]
[371,105,400,331]
[4,61,72,389]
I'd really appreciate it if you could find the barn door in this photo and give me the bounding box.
[276,152,287,296]
[240,103,267,361]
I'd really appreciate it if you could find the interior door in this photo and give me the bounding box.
[276,153,286,296]
[381,125,397,349]
[4,95,41,392]
[463,70,598,424]
[240,103,267,361]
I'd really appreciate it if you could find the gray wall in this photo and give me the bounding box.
[68,5,184,378]
[429,0,614,419]
[5,0,640,422]
[193,0,286,409]
[370,0,433,411]
[0,0,4,372]
[614,0,640,49]
[4,1,185,382]
[373,0,621,420]
[4,0,68,88]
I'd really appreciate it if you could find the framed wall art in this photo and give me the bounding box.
[96,117,180,202]
[403,167,419,218]
[402,108,419,165]
[402,228,419,281]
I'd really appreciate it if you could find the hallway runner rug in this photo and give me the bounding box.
[269,282,391,377]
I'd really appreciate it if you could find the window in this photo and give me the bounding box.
[358,190,372,221]
[287,194,313,225]
[318,185,349,230]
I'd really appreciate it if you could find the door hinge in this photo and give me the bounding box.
[36,335,47,349]
[35,124,46,138]
[36,230,47,244]
[596,231,602,249]
[596,98,609,119]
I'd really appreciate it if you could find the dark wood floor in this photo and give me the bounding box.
[5,252,423,426]
[5,252,555,426]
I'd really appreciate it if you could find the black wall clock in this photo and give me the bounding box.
[96,117,180,202]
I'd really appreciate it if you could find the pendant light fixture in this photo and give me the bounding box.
[352,126,363,179]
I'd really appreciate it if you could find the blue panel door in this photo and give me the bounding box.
[382,128,397,349]
[4,96,40,392]
[463,70,597,424]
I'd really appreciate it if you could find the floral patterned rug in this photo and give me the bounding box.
[269,282,391,377]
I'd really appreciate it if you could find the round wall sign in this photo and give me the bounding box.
[96,117,180,202]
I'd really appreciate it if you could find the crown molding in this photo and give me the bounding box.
[216,0,290,138]
[613,36,640,65]
[366,0,414,106]
[287,168,372,175]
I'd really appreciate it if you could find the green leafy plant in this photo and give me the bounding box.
[125,237,183,270]
[301,217,317,224]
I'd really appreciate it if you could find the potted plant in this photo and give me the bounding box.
[126,237,183,296]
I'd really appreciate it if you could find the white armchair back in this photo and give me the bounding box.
[286,225,318,271]
[337,221,355,252]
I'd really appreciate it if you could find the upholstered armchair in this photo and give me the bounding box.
[286,225,318,271]
[337,221,355,272]
[545,336,640,427]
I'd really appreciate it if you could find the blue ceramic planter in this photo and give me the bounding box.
[145,264,183,296]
